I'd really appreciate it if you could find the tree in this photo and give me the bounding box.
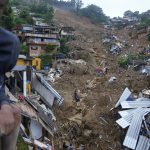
[19,9,29,19]
[134,11,139,17]
[124,10,133,17]
[124,10,139,18]
[19,9,34,24]
[140,15,150,27]
[44,6,54,23]
[71,0,76,7]
[39,54,52,68]
[21,43,28,54]
[76,0,83,12]
[10,0,20,6]
[0,0,14,30]
[30,3,54,23]
[45,44,55,53]
[58,38,70,54]
[80,5,108,24]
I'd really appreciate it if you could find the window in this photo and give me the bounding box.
[31,46,38,50]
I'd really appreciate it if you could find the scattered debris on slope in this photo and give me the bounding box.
[49,8,150,150]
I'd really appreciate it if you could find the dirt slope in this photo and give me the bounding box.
[52,8,149,150]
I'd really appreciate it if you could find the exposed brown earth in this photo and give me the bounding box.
[52,8,150,150]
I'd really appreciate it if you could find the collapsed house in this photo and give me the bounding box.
[6,63,64,149]
[115,88,150,150]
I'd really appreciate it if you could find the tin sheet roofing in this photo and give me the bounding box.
[121,101,150,109]
[115,88,131,108]
[136,135,150,150]
[123,108,150,149]
[118,109,135,117]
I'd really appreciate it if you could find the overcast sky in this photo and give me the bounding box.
[82,0,150,18]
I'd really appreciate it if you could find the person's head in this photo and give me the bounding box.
[0,0,6,15]
[0,28,20,75]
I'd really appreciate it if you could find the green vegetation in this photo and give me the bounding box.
[140,16,150,27]
[14,17,26,25]
[9,0,54,28]
[10,0,54,26]
[43,6,54,24]
[79,5,108,24]
[0,0,14,30]
[45,44,56,53]
[117,53,145,67]
[58,38,70,54]
[10,0,108,27]
[17,9,34,25]
[11,0,20,6]
[123,10,139,18]
[17,135,28,150]
[39,54,52,68]
[117,55,130,67]
[21,44,28,55]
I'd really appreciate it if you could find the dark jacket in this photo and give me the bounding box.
[0,28,20,105]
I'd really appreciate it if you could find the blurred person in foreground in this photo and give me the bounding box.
[0,0,21,149]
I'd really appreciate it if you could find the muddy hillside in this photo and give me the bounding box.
[50,8,150,150]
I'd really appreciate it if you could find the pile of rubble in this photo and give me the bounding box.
[102,33,124,54]
[115,88,150,150]
[43,68,62,83]
[7,71,64,149]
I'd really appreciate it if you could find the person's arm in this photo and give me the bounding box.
[0,104,15,135]
[0,82,10,105]
[0,28,21,135]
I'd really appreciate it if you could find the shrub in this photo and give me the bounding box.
[39,54,52,68]
[59,38,70,54]
[117,55,129,67]
[117,53,145,67]
[45,44,56,53]
[21,44,28,54]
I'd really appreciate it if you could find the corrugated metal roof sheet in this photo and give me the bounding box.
[116,117,132,129]
[136,135,150,150]
[116,109,137,129]
[123,110,143,149]
[121,101,150,109]
[35,73,64,106]
[116,109,149,129]
[123,108,150,149]
[32,73,55,107]
[136,97,150,101]
[115,88,131,108]
[118,109,135,117]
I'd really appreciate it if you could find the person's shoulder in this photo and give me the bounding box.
[0,27,19,43]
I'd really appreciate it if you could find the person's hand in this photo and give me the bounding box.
[0,104,17,135]
[11,104,21,127]
[0,104,16,135]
